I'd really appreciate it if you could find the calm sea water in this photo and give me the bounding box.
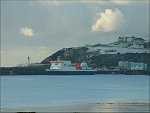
[1,74,149,108]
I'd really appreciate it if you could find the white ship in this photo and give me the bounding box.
[45,60,97,75]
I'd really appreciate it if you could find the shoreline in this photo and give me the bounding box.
[1,101,149,112]
[1,67,150,76]
[1,73,149,76]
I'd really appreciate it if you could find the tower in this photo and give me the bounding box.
[28,56,30,65]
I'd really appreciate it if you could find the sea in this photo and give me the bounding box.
[1,74,149,110]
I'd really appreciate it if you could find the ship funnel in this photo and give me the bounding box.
[75,63,81,70]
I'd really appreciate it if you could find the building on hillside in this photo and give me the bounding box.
[118,61,147,70]
[118,61,130,69]
[130,62,147,70]
[118,36,136,43]
[118,36,145,48]
[125,36,136,42]
[131,38,145,48]
[118,37,124,43]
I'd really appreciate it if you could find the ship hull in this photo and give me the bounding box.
[12,69,97,75]
[46,70,97,75]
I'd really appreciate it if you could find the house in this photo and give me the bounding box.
[130,62,147,70]
[118,61,130,69]
[118,36,145,48]
[118,37,124,43]
[131,38,145,48]
[118,36,136,43]
[118,61,147,70]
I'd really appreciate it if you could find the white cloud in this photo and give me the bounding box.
[19,27,34,37]
[91,8,125,32]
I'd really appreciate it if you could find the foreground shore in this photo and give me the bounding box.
[1,102,149,112]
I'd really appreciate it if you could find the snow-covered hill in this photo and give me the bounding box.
[42,36,150,67]
[87,45,150,55]
[86,36,150,55]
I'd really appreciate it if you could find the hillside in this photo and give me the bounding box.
[42,36,150,68]
[41,47,150,68]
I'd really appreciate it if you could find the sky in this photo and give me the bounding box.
[1,0,149,67]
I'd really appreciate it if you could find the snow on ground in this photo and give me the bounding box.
[87,46,150,54]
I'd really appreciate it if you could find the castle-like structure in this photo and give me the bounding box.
[118,36,145,48]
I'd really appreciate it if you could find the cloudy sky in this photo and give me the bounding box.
[1,0,149,67]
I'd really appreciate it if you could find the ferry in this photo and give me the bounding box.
[45,60,97,75]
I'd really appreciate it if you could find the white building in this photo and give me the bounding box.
[131,38,145,48]
[130,62,147,70]
[118,36,136,43]
[118,36,145,48]
[118,61,147,70]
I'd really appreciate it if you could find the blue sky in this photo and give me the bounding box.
[1,0,149,67]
